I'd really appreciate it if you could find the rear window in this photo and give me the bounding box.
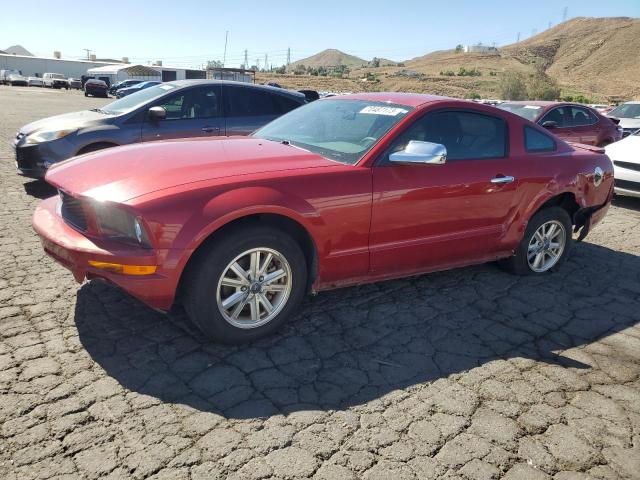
[497,103,543,122]
[524,126,556,152]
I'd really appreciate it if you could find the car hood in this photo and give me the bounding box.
[605,134,640,163]
[45,137,340,203]
[19,110,109,135]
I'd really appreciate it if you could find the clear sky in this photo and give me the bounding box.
[1,0,638,68]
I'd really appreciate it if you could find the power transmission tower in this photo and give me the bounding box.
[286,47,291,70]
[222,31,229,67]
[243,49,248,69]
[562,6,568,22]
[83,48,92,60]
[256,58,260,71]
[548,21,552,29]
[517,32,521,42]
[264,54,268,72]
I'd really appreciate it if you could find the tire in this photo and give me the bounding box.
[499,207,572,275]
[183,225,308,343]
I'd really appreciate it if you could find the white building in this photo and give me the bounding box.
[0,53,122,79]
[463,44,499,54]
[0,52,205,82]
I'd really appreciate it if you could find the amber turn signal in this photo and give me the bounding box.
[88,261,157,276]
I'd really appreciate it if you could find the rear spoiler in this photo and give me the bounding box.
[568,142,605,154]
[298,90,320,102]
[608,116,620,125]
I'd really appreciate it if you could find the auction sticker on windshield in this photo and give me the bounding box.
[360,106,408,116]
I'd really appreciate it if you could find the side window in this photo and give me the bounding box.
[524,126,556,152]
[271,93,302,114]
[156,87,221,120]
[385,110,507,162]
[542,107,570,127]
[570,106,595,127]
[225,87,278,117]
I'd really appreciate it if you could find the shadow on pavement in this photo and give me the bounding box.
[74,242,640,419]
[23,179,56,199]
[612,195,640,212]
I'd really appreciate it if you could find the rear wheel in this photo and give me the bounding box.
[183,226,307,343]
[499,207,572,275]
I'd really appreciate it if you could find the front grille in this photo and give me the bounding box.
[614,161,640,173]
[15,147,39,170]
[614,179,640,193]
[60,191,88,231]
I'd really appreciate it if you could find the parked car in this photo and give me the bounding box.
[27,77,44,87]
[68,78,82,90]
[32,93,614,343]
[497,101,622,147]
[14,80,307,178]
[7,72,28,86]
[607,101,640,138]
[43,73,69,89]
[109,79,143,95]
[116,81,161,98]
[605,129,640,198]
[84,79,109,98]
[0,69,22,85]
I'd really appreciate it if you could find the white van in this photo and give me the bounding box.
[43,73,69,89]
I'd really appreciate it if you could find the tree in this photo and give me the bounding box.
[499,71,528,100]
[370,57,381,68]
[206,60,223,69]
[455,44,464,53]
[527,64,561,100]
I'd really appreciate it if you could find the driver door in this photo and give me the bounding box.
[370,109,521,276]
[141,85,224,141]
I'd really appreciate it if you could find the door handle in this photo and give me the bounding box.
[202,126,220,133]
[490,175,515,184]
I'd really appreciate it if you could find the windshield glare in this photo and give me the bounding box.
[101,84,176,114]
[253,99,412,164]
[609,103,640,119]
[497,103,543,122]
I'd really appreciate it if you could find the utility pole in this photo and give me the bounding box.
[243,49,248,69]
[222,30,229,67]
[83,48,92,60]
[286,47,291,71]
[562,6,568,22]
[264,54,268,72]
[256,58,260,71]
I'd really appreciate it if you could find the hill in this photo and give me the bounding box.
[290,49,368,68]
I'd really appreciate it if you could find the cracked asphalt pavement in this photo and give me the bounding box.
[1,86,640,480]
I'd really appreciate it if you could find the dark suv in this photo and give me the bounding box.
[14,80,307,178]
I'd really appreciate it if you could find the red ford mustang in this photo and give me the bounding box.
[33,93,614,343]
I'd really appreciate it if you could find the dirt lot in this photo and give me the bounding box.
[1,86,640,480]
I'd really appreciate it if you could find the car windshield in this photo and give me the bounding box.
[101,84,177,115]
[253,99,413,164]
[50,74,66,79]
[608,103,640,119]
[497,103,544,122]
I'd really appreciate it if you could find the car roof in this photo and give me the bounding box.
[324,92,450,107]
[165,79,306,99]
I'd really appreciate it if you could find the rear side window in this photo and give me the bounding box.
[524,126,556,152]
[570,106,597,126]
[272,94,302,114]
[225,87,279,117]
[386,110,507,161]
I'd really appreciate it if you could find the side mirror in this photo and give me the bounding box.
[389,140,447,165]
[148,106,167,121]
[541,120,558,129]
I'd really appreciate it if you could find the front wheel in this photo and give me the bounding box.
[499,207,572,275]
[183,225,308,343]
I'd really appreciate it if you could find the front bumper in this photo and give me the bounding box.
[14,135,78,178]
[613,162,640,198]
[32,196,178,310]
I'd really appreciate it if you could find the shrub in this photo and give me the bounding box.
[499,72,528,100]
[465,92,482,100]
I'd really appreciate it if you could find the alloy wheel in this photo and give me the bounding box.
[527,220,566,273]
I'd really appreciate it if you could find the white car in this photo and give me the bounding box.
[42,72,69,89]
[607,101,640,138]
[27,77,44,87]
[605,129,640,198]
[7,72,28,86]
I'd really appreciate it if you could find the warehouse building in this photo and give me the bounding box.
[0,52,206,82]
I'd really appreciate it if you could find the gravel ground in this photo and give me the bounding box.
[1,86,640,480]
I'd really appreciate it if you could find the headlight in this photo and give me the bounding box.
[92,202,151,248]
[26,128,76,144]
